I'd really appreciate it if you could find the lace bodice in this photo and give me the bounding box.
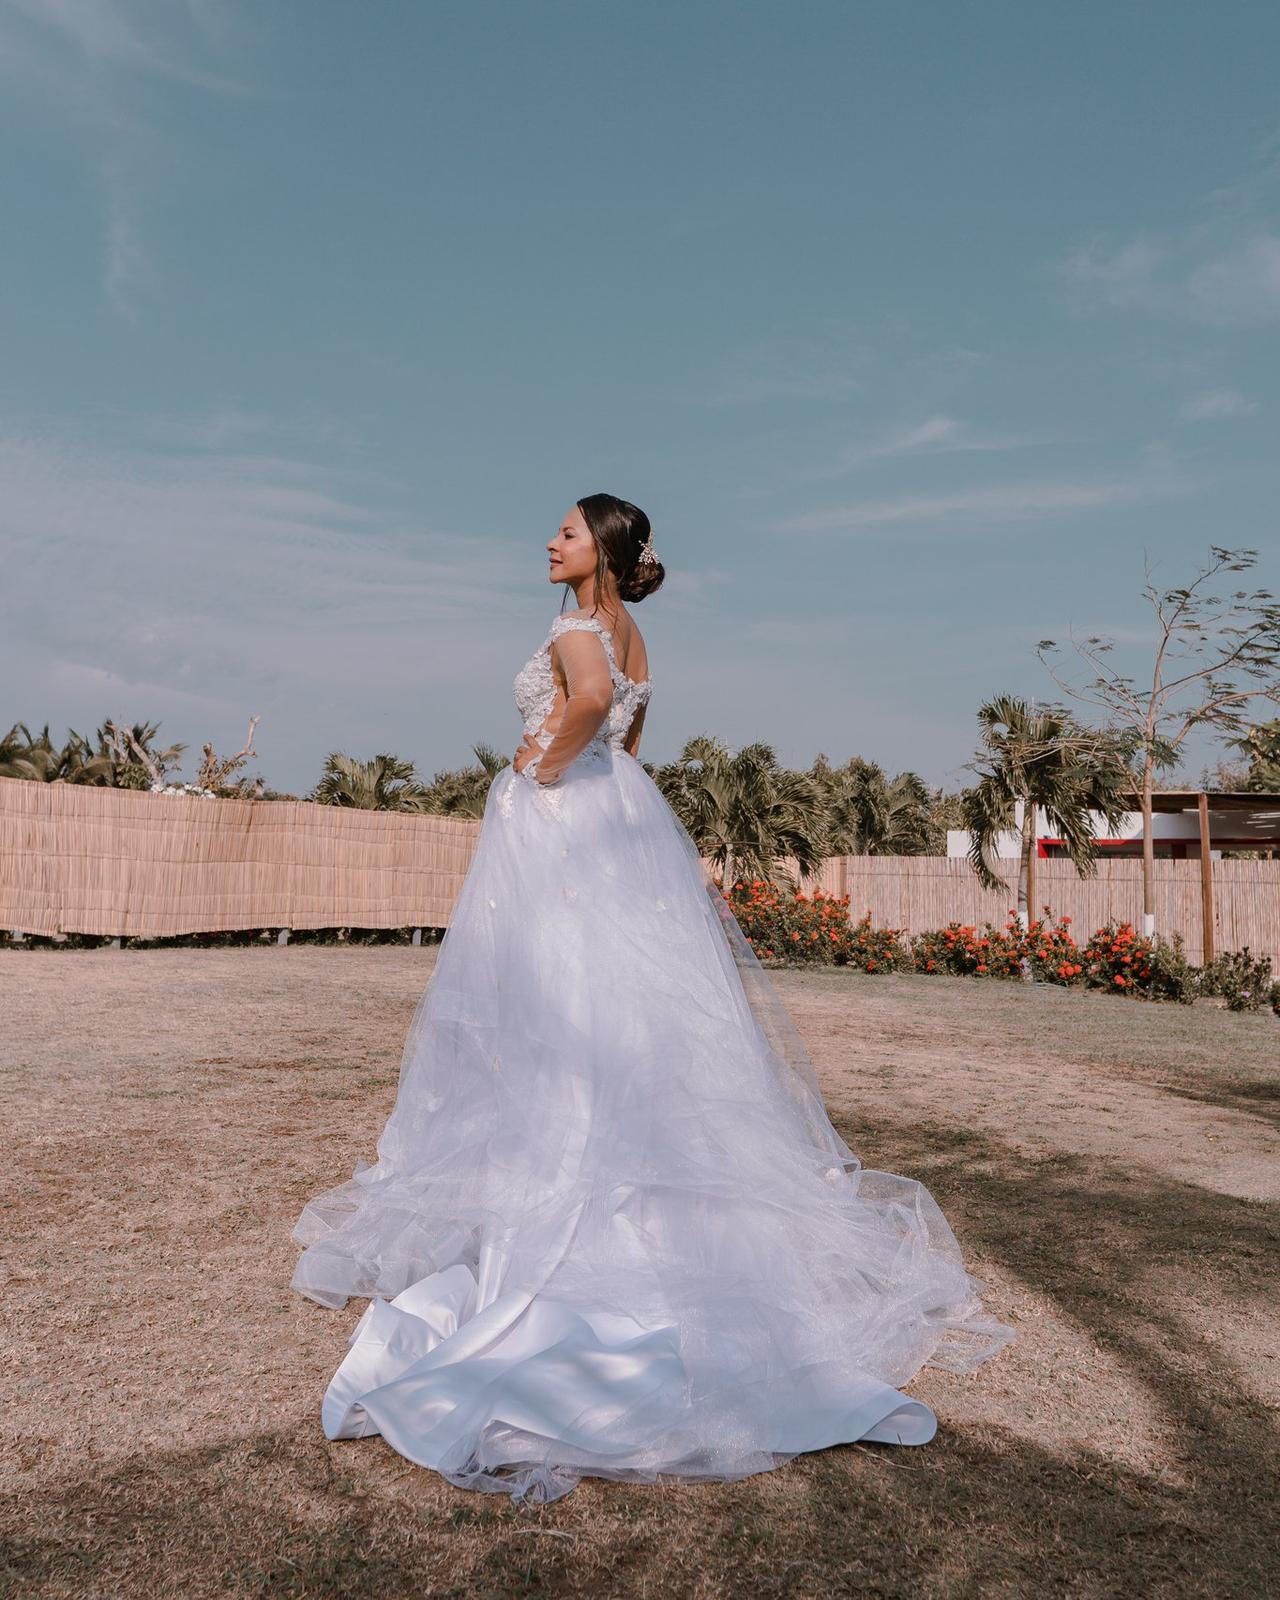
[513,614,653,763]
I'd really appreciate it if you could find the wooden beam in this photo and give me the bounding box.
[1198,791,1214,965]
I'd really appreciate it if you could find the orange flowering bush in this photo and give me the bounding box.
[725,880,863,966]
[726,885,1276,1013]
[1078,919,1155,996]
[910,919,1023,978]
[844,910,909,974]
[1022,913,1084,985]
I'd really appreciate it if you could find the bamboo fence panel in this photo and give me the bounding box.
[0,781,479,937]
[1212,857,1280,970]
[2,782,1278,973]
[794,854,1280,973]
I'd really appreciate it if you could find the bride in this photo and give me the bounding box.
[290,493,1012,1504]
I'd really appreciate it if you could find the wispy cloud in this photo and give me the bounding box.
[0,0,257,317]
[1060,231,1280,324]
[1,0,252,92]
[819,414,1059,478]
[781,469,1195,533]
[1055,128,1280,325]
[0,420,533,723]
[676,326,873,407]
[685,369,865,407]
[0,415,554,781]
[1179,388,1260,421]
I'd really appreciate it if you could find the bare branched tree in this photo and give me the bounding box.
[197,716,262,796]
[1037,545,1280,934]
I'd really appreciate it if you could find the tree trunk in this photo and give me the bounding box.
[1017,806,1036,934]
[1018,800,1034,982]
[1141,753,1155,938]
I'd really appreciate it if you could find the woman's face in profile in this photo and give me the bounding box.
[546,506,595,585]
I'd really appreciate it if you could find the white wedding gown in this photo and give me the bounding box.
[290,612,1012,1504]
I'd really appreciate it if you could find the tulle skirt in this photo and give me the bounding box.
[290,745,1012,1503]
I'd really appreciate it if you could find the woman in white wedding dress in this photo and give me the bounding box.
[290,493,1012,1505]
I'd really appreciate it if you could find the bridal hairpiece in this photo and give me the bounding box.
[636,532,659,567]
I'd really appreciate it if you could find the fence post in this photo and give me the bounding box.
[1198,792,1215,964]
[412,928,422,946]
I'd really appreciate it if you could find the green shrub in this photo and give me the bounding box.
[1144,932,1200,1005]
[1199,947,1275,1012]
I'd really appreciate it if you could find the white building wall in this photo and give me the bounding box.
[945,800,1221,860]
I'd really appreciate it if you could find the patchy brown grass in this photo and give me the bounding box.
[2,950,1277,1599]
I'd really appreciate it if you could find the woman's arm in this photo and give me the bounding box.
[525,630,613,785]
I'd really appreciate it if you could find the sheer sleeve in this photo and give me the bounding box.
[524,627,614,785]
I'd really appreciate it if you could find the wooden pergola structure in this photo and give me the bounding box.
[1033,789,1280,962]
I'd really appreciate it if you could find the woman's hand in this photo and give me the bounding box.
[511,731,545,777]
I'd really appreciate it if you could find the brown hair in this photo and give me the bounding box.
[573,493,665,609]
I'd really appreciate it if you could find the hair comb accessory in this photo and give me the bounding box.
[637,533,659,567]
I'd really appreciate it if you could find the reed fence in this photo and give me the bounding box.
[3,780,1278,974]
[793,853,1280,973]
[0,781,476,937]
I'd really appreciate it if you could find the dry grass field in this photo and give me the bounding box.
[2,947,1277,1599]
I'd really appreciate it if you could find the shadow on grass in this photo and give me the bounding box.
[4,1116,1275,1596]
[835,1110,1279,1597]
[4,1406,1274,1600]
[8,1113,1277,1600]
[1154,1075,1280,1127]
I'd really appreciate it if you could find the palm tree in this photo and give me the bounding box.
[808,754,937,855]
[100,720,187,789]
[654,735,829,890]
[0,720,181,786]
[310,752,429,810]
[417,743,510,818]
[0,723,58,781]
[959,696,1135,965]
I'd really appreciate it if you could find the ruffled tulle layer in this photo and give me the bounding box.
[291,749,1012,1502]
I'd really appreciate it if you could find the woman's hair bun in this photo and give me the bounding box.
[576,492,665,603]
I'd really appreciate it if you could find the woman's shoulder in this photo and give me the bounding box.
[550,607,629,638]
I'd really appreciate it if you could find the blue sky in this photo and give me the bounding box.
[1,1,1277,796]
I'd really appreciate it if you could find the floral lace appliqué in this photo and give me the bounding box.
[510,613,654,783]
